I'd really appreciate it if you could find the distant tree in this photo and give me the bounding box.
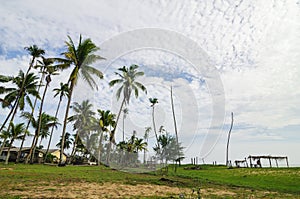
[149,98,159,148]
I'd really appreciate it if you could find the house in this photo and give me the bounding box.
[0,147,68,163]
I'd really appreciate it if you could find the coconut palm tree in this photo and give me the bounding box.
[122,108,128,141]
[68,100,96,164]
[4,122,27,164]
[0,45,44,134]
[43,83,69,163]
[149,98,159,147]
[98,109,116,165]
[58,35,104,165]
[108,65,147,164]
[21,112,58,163]
[57,132,73,150]
[0,128,10,156]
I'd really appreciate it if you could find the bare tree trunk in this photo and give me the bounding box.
[226,112,234,166]
[170,86,180,167]
[152,105,159,148]
[4,139,14,165]
[0,138,8,157]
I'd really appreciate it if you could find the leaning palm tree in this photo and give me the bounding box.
[149,98,159,147]
[43,83,69,163]
[108,65,147,164]
[0,45,44,134]
[58,35,104,165]
[0,128,10,156]
[1,71,39,142]
[4,122,27,164]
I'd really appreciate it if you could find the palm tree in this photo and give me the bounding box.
[68,100,96,164]
[149,98,159,148]
[4,122,27,164]
[122,108,128,141]
[98,109,116,165]
[29,58,60,163]
[143,127,151,164]
[58,35,104,165]
[108,64,147,164]
[1,71,39,142]
[0,45,44,134]
[22,112,58,163]
[43,83,69,163]
[57,132,73,150]
[0,128,10,156]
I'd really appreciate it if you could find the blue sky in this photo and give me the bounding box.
[0,0,300,166]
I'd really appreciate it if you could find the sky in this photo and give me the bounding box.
[0,0,299,166]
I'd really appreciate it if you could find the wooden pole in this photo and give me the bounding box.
[275,159,278,168]
[226,112,234,166]
[269,157,272,168]
[286,157,289,167]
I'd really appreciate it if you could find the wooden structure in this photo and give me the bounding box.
[248,155,289,168]
[234,158,248,168]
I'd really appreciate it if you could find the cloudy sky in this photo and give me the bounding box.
[0,0,299,166]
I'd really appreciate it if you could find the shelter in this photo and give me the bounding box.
[248,155,289,168]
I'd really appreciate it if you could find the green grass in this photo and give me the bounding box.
[0,163,300,198]
[168,164,300,194]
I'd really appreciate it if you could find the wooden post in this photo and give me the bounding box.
[269,157,272,168]
[286,157,289,167]
[191,158,193,165]
[275,159,278,168]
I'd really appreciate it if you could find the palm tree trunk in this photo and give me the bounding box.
[4,139,14,165]
[123,114,125,142]
[97,131,104,166]
[152,105,159,148]
[170,86,179,165]
[0,138,8,156]
[30,78,50,164]
[59,81,74,166]
[0,98,19,133]
[17,73,44,163]
[106,98,125,165]
[68,132,79,164]
[226,112,234,166]
[43,98,62,163]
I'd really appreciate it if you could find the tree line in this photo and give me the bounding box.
[0,35,183,167]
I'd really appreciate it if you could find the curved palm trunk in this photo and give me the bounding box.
[106,98,125,165]
[170,86,180,167]
[59,82,74,166]
[226,112,234,166]
[27,79,50,164]
[43,98,62,163]
[17,73,44,163]
[123,114,125,142]
[4,138,14,165]
[152,105,159,148]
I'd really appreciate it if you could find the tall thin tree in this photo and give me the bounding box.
[226,112,234,166]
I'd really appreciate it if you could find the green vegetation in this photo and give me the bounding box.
[0,164,299,198]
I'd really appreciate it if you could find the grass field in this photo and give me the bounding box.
[0,164,299,198]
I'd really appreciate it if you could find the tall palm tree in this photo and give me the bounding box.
[122,108,128,141]
[4,122,26,164]
[108,65,147,164]
[29,58,60,163]
[1,71,39,142]
[149,98,159,148]
[98,109,116,165]
[43,83,69,163]
[58,35,104,165]
[68,100,96,164]
[0,45,44,134]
